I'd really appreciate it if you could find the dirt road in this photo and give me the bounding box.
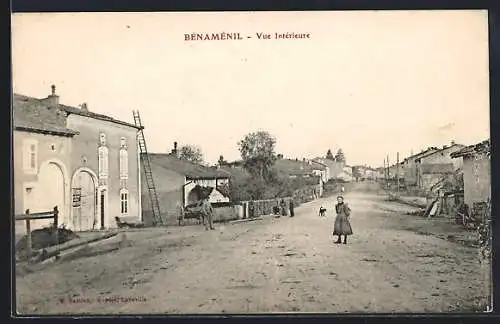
[16,183,491,314]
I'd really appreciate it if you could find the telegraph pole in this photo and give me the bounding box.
[384,157,387,179]
[386,155,390,180]
[396,152,400,198]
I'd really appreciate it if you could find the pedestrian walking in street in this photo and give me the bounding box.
[289,199,295,217]
[280,199,288,216]
[333,195,353,244]
[201,197,215,230]
[248,200,255,218]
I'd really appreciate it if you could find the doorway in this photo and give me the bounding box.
[100,192,105,229]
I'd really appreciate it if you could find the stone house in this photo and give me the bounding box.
[142,152,230,225]
[13,93,78,235]
[14,86,142,233]
[450,140,490,209]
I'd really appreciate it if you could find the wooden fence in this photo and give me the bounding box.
[15,206,59,257]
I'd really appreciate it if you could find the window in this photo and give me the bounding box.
[120,137,127,149]
[98,146,109,179]
[23,139,38,174]
[99,133,107,146]
[120,189,129,215]
[119,138,129,180]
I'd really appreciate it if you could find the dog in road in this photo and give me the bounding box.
[319,207,327,217]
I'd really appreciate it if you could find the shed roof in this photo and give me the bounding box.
[13,94,79,137]
[148,153,230,179]
[420,163,455,174]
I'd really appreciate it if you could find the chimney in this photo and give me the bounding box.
[45,84,59,108]
[80,102,88,111]
[171,142,179,157]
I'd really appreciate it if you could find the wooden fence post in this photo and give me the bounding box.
[25,209,32,257]
[53,206,59,245]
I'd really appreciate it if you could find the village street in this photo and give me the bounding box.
[16,182,490,315]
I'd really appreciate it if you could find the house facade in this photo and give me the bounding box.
[62,105,142,231]
[142,152,230,225]
[451,140,490,208]
[14,86,142,233]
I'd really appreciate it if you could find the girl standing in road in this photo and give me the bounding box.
[333,195,353,244]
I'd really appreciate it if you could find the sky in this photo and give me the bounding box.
[11,11,490,167]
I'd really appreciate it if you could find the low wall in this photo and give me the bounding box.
[240,197,294,219]
[213,205,243,223]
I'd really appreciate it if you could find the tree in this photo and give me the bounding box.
[217,155,228,166]
[326,149,335,160]
[178,145,203,164]
[335,149,346,163]
[237,131,277,182]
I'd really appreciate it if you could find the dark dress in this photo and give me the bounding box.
[333,203,353,236]
[280,201,288,216]
[289,200,295,217]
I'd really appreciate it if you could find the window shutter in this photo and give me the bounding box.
[23,141,29,170]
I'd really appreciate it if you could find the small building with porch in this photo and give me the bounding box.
[142,152,231,225]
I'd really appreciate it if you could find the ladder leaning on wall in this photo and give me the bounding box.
[133,110,163,226]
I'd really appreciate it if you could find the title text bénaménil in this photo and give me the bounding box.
[184,32,311,41]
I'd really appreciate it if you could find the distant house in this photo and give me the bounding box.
[388,163,405,179]
[402,147,440,185]
[142,151,230,225]
[312,157,345,180]
[374,167,386,180]
[365,167,378,180]
[450,140,490,208]
[336,166,354,182]
[351,165,378,180]
[310,160,328,184]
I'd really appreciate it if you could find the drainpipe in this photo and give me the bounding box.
[137,131,142,222]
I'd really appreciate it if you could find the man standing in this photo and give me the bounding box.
[202,197,215,230]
